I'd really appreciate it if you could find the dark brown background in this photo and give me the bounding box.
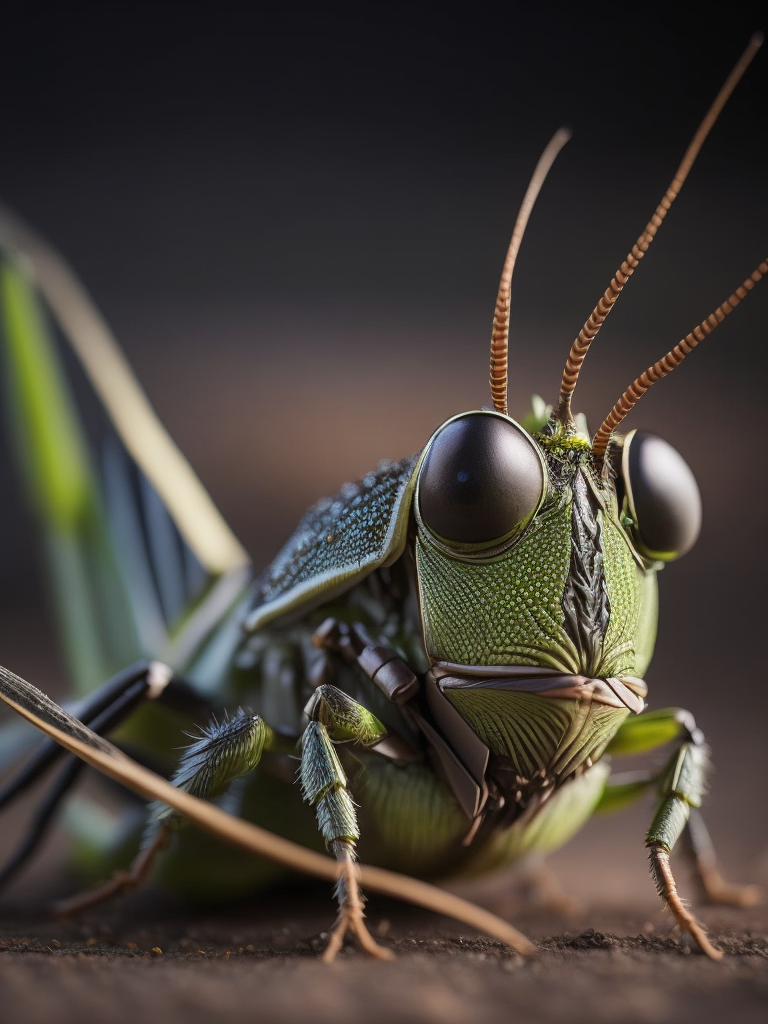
[0,7,766,1022]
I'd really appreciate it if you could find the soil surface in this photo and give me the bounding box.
[1,839,766,1024]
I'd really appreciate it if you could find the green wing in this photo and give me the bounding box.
[0,205,251,694]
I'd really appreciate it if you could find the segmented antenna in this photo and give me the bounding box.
[591,259,767,463]
[556,32,763,423]
[489,128,571,415]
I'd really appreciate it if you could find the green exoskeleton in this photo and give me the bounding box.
[0,35,764,962]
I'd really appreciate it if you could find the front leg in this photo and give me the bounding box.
[645,737,722,960]
[604,707,758,959]
[300,684,392,961]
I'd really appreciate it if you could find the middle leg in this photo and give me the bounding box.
[300,684,392,961]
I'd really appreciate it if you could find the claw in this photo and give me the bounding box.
[322,847,393,962]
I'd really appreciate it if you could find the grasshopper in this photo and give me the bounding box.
[0,34,764,962]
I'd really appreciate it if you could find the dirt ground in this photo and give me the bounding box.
[1,826,766,1024]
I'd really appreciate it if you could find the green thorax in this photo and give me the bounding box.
[415,443,658,680]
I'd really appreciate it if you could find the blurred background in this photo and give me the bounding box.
[0,7,765,900]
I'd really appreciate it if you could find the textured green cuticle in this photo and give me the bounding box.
[646,797,690,851]
[310,686,387,745]
[446,689,628,780]
[416,504,577,670]
[600,514,644,676]
[173,712,272,800]
[300,722,346,802]
[300,720,362,848]
[354,758,468,875]
[646,744,709,850]
[316,790,359,845]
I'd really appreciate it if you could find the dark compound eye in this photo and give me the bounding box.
[417,412,546,546]
[621,429,702,561]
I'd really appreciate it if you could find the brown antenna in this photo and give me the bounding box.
[591,259,767,464]
[556,32,763,423]
[489,128,571,415]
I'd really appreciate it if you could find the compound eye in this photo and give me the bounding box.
[417,412,546,546]
[621,429,702,561]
